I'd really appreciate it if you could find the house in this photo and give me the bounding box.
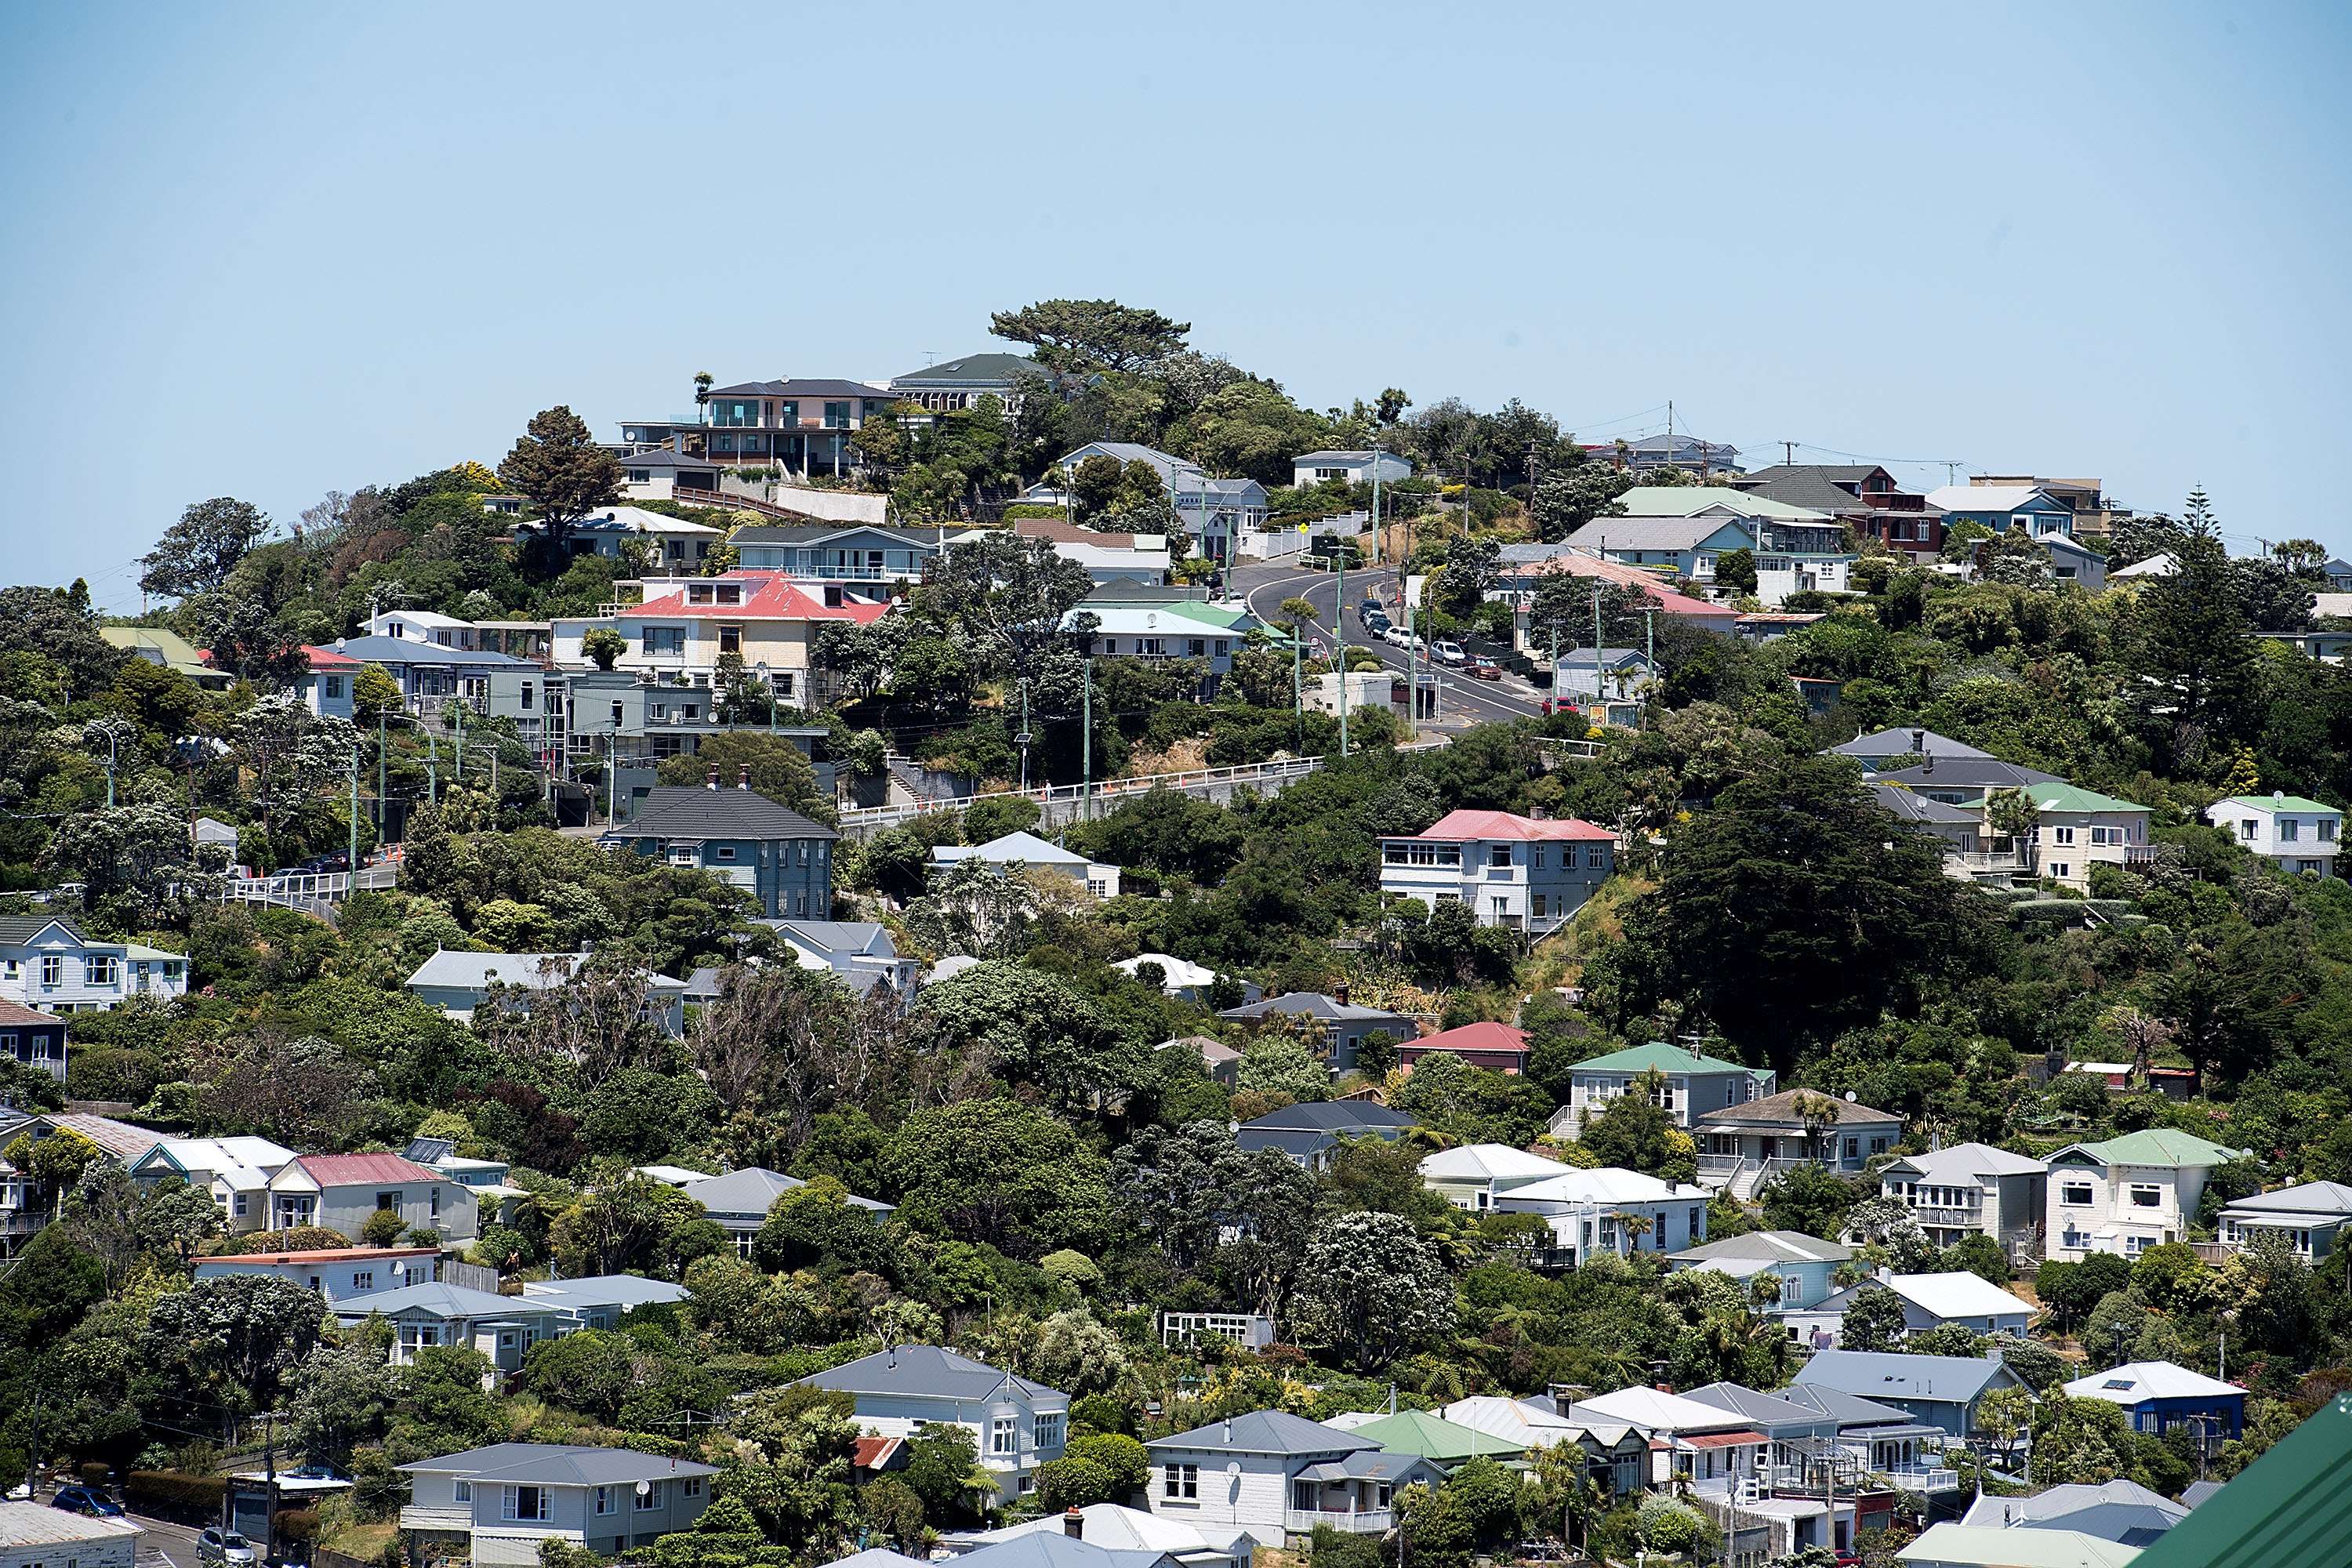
[1865,754,2064,808]
[296,643,360,719]
[1566,487,1857,604]
[1693,1088,1901,1197]
[1667,1230,1853,1315]
[1769,1381,1958,1494]
[1071,603,1263,695]
[615,437,725,499]
[0,1498,143,1568]
[319,636,544,731]
[2039,534,2111,590]
[1417,1144,1572,1212]
[338,1281,568,1373]
[1958,1479,2187,1545]
[2205,793,2342,877]
[405,950,689,1036]
[2217,1179,2352,1260]
[266,1151,480,1245]
[602,782,839,921]
[1157,1036,1243,1088]
[730,524,939,589]
[1871,785,2013,873]
[1568,1385,1771,1491]
[1327,1410,1522,1473]
[1734,464,1943,561]
[397,1443,717,1562]
[931,829,1120,899]
[1562,512,1759,586]
[1809,1272,2036,1345]
[1160,1311,1277,1352]
[769,919,922,997]
[514,1274,691,1330]
[550,568,894,707]
[1581,434,1742,476]
[1290,450,1413,488]
[1234,1102,1420,1169]
[2045,1129,2244,1262]
[192,1244,439,1304]
[402,1137,529,1229]
[1677,1383,1884,1555]
[1926,485,2082,541]
[1145,1409,1439,1546]
[889,354,1046,418]
[99,625,234,688]
[695,378,899,477]
[1026,445,1269,563]
[1377,808,1616,935]
[126,1135,296,1232]
[931,1531,1184,1568]
[1880,1143,2048,1259]
[2063,1361,2245,1450]
[994,519,1171,586]
[521,506,724,570]
[1831,728,1996,771]
[2017,782,2151,890]
[679,1166,893,1258]
[798,1345,1069,1502]
[1397,1019,1530,1074]
[0,1000,67,1082]
[1552,1041,1774,1138]
[946,1504,1253,1568]
[1488,546,1742,646]
[1547,647,1657,702]
[1896,1523,2143,1568]
[1114,954,1255,1006]
[0,916,189,1013]
[1788,1349,2033,1440]
[1490,1166,1711,1262]
[1215,993,1418,1074]
[1439,1398,1652,1497]
[2108,1384,2352,1567]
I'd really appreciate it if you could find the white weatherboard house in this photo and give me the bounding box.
[397,1443,716,1563]
[265,1151,481,1246]
[1878,1142,2049,1260]
[126,1135,296,1233]
[1377,808,1617,934]
[0,1499,143,1568]
[2217,1180,2352,1261]
[678,1166,894,1258]
[1490,1167,1711,1262]
[1665,1230,1852,1316]
[2045,1129,2243,1261]
[798,1345,1069,1502]
[1291,449,1413,488]
[931,830,1121,899]
[0,916,188,1013]
[193,1243,439,1304]
[1693,1088,1901,1200]
[2205,793,2342,877]
[338,1282,568,1374]
[1553,1041,1775,1138]
[1809,1272,2036,1345]
[1417,1144,1572,1211]
[2022,782,2151,891]
[1145,1409,1441,1547]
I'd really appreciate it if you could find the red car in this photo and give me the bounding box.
[1466,657,1504,681]
[1540,698,1584,717]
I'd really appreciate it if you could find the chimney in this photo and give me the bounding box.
[1910,728,1925,754]
[706,766,719,790]
[1062,1510,1084,1541]
[1332,982,1351,1007]
[738,764,752,790]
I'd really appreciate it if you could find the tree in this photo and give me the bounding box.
[886,1100,1113,1258]
[1836,1283,1908,1352]
[1236,1030,1331,1104]
[917,531,1097,700]
[140,498,272,600]
[990,299,1191,376]
[1574,1072,1697,1183]
[289,1344,401,1469]
[4,1127,101,1217]
[2038,1253,2132,1331]
[655,733,834,824]
[351,662,405,721]
[499,406,622,556]
[1529,463,1632,543]
[136,1181,227,1262]
[900,1422,992,1524]
[1757,1163,1864,1240]
[1287,1211,1456,1371]
[145,1273,328,1407]
[1712,547,1758,596]
[2128,487,2259,771]
[581,627,627,670]
[912,960,1146,1112]
[754,1178,894,1275]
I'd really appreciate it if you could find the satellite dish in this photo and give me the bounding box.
[635,1481,652,1497]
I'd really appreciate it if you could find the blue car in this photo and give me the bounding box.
[52,1486,125,1517]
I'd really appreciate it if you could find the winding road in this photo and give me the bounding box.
[1232,562,1551,728]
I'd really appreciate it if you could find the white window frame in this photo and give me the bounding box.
[635,1481,662,1512]
[594,1486,616,1515]
[991,1415,1018,1455]
[504,1486,550,1523]
[455,1482,472,1503]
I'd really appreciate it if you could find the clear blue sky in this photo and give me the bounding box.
[5,2,2349,608]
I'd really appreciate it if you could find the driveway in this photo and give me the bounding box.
[1232,561,1550,728]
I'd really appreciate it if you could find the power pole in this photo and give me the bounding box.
[348,744,361,878]
[376,713,387,840]
[1017,679,1031,793]
[1783,440,1795,467]
[1080,659,1093,818]
[1292,623,1304,754]
[425,731,438,804]
[605,732,618,829]
[1642,607,1660,706]
[1336,546,1349,757]
[258,1408,284,1564]
[1592,582,1606,723]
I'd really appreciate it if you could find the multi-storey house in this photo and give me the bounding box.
[1377,809,1615,934]
[0,917,188,1014]
[2045,1130,2242,1261]
[2205,793,2342,877]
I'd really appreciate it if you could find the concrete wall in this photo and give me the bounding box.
[722,476,891,525]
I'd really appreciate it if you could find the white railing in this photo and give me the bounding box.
[1956,851,2030,870]
[1284,1508,1392,1534]
[216,865,397,906]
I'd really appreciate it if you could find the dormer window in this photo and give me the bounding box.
[717,585,742,605]
[688,585,714,604]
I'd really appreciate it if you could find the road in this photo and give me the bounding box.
[128,1513,204,1568]
[1232,562,1551,728]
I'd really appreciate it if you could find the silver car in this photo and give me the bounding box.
[198,1529,257,1568]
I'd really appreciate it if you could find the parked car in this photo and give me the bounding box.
[1432,640,1468,666]
[1358,597,1382,620]
[1466,657,1504,681]
[1362,612,1391,637]
[51,1486,124,1518]
[1381,625,1410,648]
[199,1529,258,1567]
[1539,698,1584,717]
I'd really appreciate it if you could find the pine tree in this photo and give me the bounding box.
[2129,486,2258,774]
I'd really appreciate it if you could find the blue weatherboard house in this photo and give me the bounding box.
[2063,1360,2245,1446]
[1924,484,2079,539]
[601,781,837,920]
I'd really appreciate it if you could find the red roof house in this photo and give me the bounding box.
[1399,1020,1532,1074]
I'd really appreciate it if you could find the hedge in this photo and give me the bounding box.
[127,1471,227,1519]
[79,1461,112,1489]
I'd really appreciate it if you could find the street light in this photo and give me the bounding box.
[755,661,776,735]
[82,717,135,808]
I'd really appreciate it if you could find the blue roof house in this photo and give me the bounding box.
[2063,1360,2245,1450]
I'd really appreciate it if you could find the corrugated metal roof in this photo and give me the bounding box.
[2125,1393,2352,1565]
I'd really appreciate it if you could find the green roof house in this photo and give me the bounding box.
[1552,1042,1776,1138]
[2045,1130,2245,1265]
[2124,1392,2352,1567]
[2205,793,2342,878]
[99,626,235,689]
[1334,1410,1526,1471]
[2020,781,2151,892]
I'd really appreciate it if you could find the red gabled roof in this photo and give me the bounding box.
[302,645,361,669]
[851,1436,904,1470]
[1013,518,1141,548]
[0,999,59,1027]
[294,1152,439,1186]
[1403,1020,1530,1058]
[197,1245,437,1266]
[629,572,892,624]
[1515,553,1733,621]
[1412,809,1615,843]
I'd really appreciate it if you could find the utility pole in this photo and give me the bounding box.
[1017,679,1031,793]
[348,743,361,878]
[1080,659,1093,818]
[1783,440,1795,466]
[1592,582,1605,721]
[1336,545,1349,757]
[426,730,438,804]
[1642,606,1660,707]
[605,731,618,829]
[258,1408,284,1565]
[1292,622,1304,754]
[376,712,387,840]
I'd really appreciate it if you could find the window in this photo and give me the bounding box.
[2061,1181,2096,1207]
[2048,862,2071,881]
[324,675,345,699]
[521,682,534,710]
[430,1187,441,1220]
[353,1270,374,1291]
[1033,1412,1065,1450]
[595,1486,616,1515]
[643,627,686,655]
[233,1192,248,1218]
[824,401,852,429]
[1489,844,1512,869]
[611,702,625,728]
[452,1482,471,1503]
[719,625,742,655]
[636,1482,661,1511]
[991,1416,1018,1454]
[2051,826,2076,846]
[680,1475,704,1500]
[1164,1464,1198,1501]
[2281,819,2300,842]
[1531,894,1548,917]
[86,956,118,985]
[376,1192,400,1211]
[2323,819,2339,842]
[1688,1206,1702,1236]
[505,1486,550,1523]
[40,955,61,987]
[2130,1184,2164,1208]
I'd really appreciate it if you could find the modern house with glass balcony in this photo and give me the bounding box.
[887,353,1047,417]
[323,635,544,731]
[1550,1041,1775,1138]
[731,523,941,588]
[2021,781,2152,891]
[697,377,899,478]
[599,781,837,920]
[1878,1142,2048,1259]
[1377,808,1616,934]
[1563,487,1857,604]
[1146,1410,1441,1547]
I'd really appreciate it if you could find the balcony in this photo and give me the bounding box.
[1910,1205,1987,1229]
[1285,1509,1391,1534]
[398,1506,475,1533]
[1955,851,2030,872]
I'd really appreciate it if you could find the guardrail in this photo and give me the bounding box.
[216,866,398,906]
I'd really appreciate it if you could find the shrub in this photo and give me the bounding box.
[360,1209,408,1247]
[126,1471,227,1522]
[217,1226,350,1255]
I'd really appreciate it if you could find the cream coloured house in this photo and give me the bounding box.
[2045,1130,2241,1261]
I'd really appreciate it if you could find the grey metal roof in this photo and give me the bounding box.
[1681,1382,1839,1428]
[958,1536,1179,1568]
[1218,993,1414,1025]
[706,379,891,398]
[1150,1409,1374,1457]
[1240,1102,1420,1134]
[2224,1180,2352,1218]
[0,916,81,946]
[1730,468,1886,515]
[1831,728,1996,762]
[1791,1349,2018,1404]
[619,441,721,471]
[1773,1382,1939,1428]
[889,354,1044,387]
[337,1282,535,1319]
[407,950,586,993]
[1870,784,1983,826]
[731,523,936,546]
[1962,1481,2186,1533]
[1564,515,1752,552]
[771,919,893,956]
[397,1442,716,1484]
[328,636,534,666]
[608,786,838,842]
[1669,1229,1853,1265]
[800,1344,1063,1403]
[1867,757,2064,789]
[517,1275,690,1311]
[679,1166,892,1219]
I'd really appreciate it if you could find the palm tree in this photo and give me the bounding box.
[1614,1211,1654,1254]
[1791,1090,1841,1168]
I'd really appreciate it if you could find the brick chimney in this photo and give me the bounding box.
[738,764,752,790]
[1062,1510,1084,1541]
[705,766,719,790]
[1332,982,1351,1007]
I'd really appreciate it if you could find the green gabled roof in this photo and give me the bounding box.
[2126,1393,2352,1567]
[2078,1129,2241,1168]
[1345,1410,1524,1463]
[1574,1041,1758,1078]
[2025,781,2150,815]
[2220,794,2339,815]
